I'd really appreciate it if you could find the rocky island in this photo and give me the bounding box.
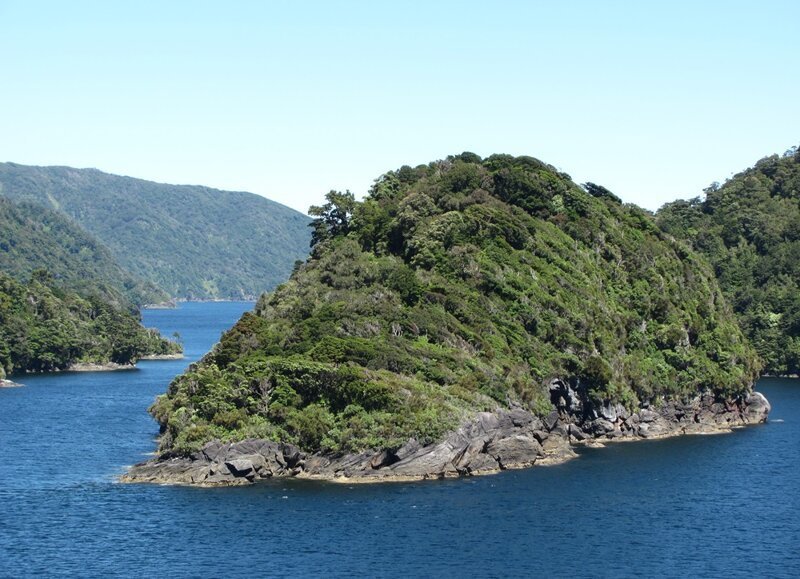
[123,153,770,486]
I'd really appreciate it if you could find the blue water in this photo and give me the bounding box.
[1,302,799,577]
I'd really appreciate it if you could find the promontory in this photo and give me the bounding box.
[123,153,770,486]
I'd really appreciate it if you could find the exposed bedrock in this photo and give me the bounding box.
[121,381,770,487]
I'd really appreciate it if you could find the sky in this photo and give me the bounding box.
[0,0,797,214]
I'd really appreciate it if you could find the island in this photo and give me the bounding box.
[123,153,770,486]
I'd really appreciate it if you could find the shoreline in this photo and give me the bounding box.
[120,388,771,487]
[0,379,24,388]
[66,362,137,372]
[139,353,185,361]
[143,298,257,309]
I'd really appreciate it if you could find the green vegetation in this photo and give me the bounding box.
[0,163,311,299]
[0,197,166,309]
[151,153,758,457]
[0,270,181,375]
[657,146,800,375]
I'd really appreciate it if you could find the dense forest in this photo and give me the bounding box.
[0,271,180,376]
[0,163,311,299]
[658,147,800,375]
[0,197,166,309]
[150,153,758,457]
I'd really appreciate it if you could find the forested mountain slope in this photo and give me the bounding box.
[0,271,180,375]
[148,153,759,458]
[658,147,800,375]
[0,163,311,299]
[0,196,166,309]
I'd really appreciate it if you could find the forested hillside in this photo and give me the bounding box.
[149,153,758,457]
[658,147,800,375]
[0,163,311,299]
[0,197,166,309]
[0,271,180,375]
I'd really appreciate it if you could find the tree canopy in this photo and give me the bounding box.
[0,271,181,374]
[657,146,800,375]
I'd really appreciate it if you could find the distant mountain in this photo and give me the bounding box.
[0,196,166,309]
[657,146,800,375]
[0,163,311,299]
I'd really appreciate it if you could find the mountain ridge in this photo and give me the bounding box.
[0,162,312,299]
[0,196,166,308]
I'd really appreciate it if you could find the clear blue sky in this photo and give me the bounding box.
[1,0,797,214]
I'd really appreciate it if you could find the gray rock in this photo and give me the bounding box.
[369,449,395,469]
[225,458,255,477]
[393,438,422,461]
[744,391,770,424]
[486,435,542,468]
[544,410,560,431]
[599,404,617,423]
[508,408,534,427]
[639,409,658,423]
[569,423,588,441]
[465,453,500,474]
[587,419,615,435]
[454,440,489,472]
[121,390,771,486]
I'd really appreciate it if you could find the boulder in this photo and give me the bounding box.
[743,391,771,424]
[487,434,542,468]
[454,440,489,472]
[544,410,560,431]
[639,409,658,423]
[465,453,500,474]
[569,423,589,441]
[393,438,422,462]
[225,458,255,477]
[599,404,617,423]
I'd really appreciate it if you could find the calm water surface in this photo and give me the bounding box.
[1,302,798,577]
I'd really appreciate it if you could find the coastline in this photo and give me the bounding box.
[66,362,137,372]
[139,353,185,361]
[121,387,771,487]
[143,298,257,309]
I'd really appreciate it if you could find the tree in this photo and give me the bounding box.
[308,190,356,247]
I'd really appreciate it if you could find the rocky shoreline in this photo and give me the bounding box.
[139,353,185,361]
[67,362,137,372]
[121,382,771,487]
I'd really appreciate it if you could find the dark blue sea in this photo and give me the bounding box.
[1,302,798,577]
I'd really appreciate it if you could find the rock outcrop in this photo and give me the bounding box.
[121,386,770,487]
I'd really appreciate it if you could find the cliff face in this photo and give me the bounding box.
[126,152,767,485]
